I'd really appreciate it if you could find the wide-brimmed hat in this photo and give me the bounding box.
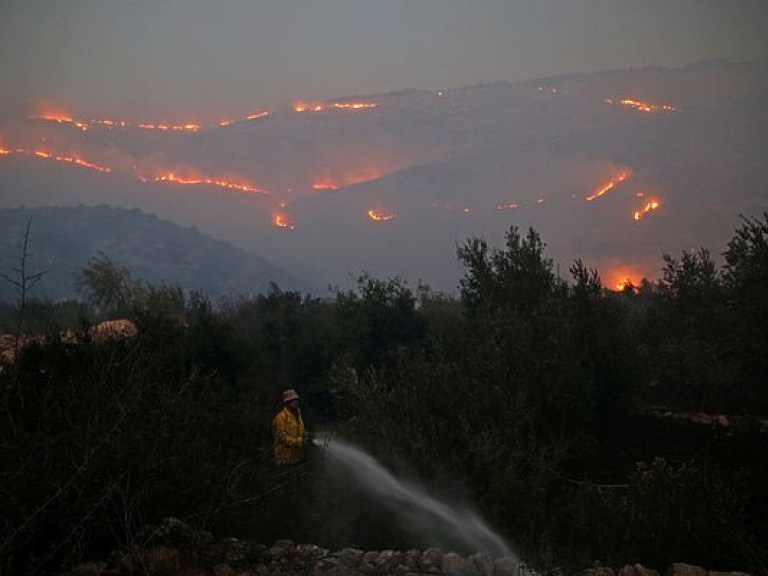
[282,389,300,403]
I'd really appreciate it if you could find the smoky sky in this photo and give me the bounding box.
[1,0,766,120]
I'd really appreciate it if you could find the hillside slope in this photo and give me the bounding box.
[0,205,316,302]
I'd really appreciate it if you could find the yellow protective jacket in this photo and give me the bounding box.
[272,406,305,465]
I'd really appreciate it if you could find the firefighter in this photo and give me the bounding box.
[272,388,308,466]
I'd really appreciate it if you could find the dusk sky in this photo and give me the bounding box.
[1,0,767,120]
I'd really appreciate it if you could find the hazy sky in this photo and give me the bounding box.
[1,0,766,120]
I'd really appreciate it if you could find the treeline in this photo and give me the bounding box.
[0,215,766,574]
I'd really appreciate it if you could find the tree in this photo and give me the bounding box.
[75,253,138,315]
[0,220,47,358]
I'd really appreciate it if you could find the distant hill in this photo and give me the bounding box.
[1,60,766,289]
[0,206,316,302]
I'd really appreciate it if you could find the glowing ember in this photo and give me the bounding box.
[605,98,678,113]
[294,103,324,113]
[35,114,89,131]
[272,213,295,229]
[634,199,661,221]
[331,101,378,110]
[246,111,272,121]
[1,147,111,172]
[145,172,267,194]
[497,202,519,210]
[586,171,630,202]
[312,182,338,191]
[35,113,201,132]
[367,209,397,222]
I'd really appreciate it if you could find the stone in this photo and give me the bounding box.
[212,563,235,576]
[362,551,379,566]
[493,556,519,576]
[334,548,364,567]
[404,550,421,565]
[421,548,445,571]
[70,561,108,576]
[619,565,660,576]
[268,540,295,559]
[470,552,495,576]
[671,564,706,576]
[442,552,470,574]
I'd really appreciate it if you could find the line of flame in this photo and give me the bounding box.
[0,147,111,172]
[586,171,630,202]
[148,172,267,194]
[634,199,660,221]
[367,209,396,222]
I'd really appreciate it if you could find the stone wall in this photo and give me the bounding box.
[68,524,753,576]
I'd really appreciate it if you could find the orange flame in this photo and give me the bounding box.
[0,147,111,172]
[367,209,397,222]
[331,101,378,110]
[272,212,295,229]
[605,98,678,113]
[294,102,324,113]
[634,199,660,221]
[312,182,338,191]
[145,172,267,194]
[496,202,519,211]
[246,111,272,121]
[604,268,643,291]
[586,171,630,202]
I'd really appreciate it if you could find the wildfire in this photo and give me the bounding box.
[604,268,644,291]
[331,102,378,110]
[272,212,295,230]
[312,182,338,191]
[137,122,201,132]
[496,202,519,211]
[605,98,678,114]
[367,209,397,222]
[634,199,661,221]
[0,147,111,173]
[144,172,267,194]
[294,103,324,113]
[586,171,630,202]
[294,101,379,113]
[34,114,90,131]
[246,111,272,121]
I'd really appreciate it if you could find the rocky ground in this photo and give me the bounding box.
[66,518,752,576]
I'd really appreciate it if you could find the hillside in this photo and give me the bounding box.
[0,206,315,302]
[1,60,766,289]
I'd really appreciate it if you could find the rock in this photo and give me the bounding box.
[362,550,379,565]
[442,552,470,574]
[212,563,235,576]
[88,318,138,342]
[376,550,396,567]
[267,540,295,559]
[707,573,751,576]
[403,550,422,570]
[671,564,706,576]
[254,564,269,576]
[470,552,495,576]
[421,548,445,572]
[493,556,519,576]
[334,548,364,567]
[619,565,660,576]
[70,561,108,576]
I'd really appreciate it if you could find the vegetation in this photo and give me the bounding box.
[1,214,767,574]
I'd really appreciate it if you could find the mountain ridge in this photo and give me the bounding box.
[0,205,316,302]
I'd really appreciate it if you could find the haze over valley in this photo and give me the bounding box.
[1,60,766,293]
